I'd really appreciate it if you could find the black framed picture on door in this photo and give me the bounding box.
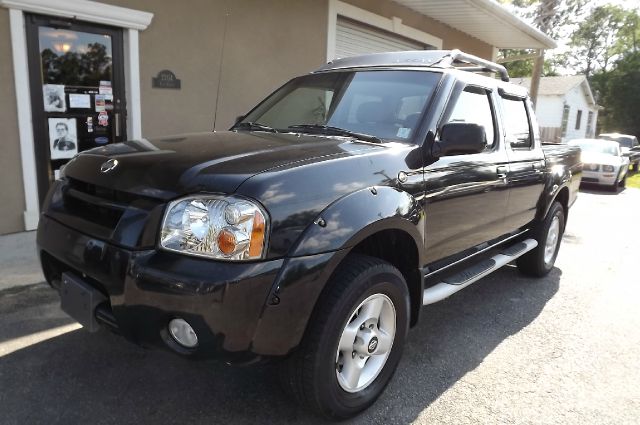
[25,13,127,204]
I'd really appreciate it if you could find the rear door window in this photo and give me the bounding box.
[502,98,532,149]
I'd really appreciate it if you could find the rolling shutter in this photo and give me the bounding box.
[335,18,426,59]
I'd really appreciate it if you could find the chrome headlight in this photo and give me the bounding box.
[160,195,268,260]
[602,165,615,172]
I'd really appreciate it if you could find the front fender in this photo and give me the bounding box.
[250,186,425,356]
[288,186,425,262]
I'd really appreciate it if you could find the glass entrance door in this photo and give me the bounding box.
[26,14,127,204]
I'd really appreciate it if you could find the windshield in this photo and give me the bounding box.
[236,70,441,142]
[569,140,619,156]
[599,135,634,148]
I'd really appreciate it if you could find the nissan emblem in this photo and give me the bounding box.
[100,159,119,173]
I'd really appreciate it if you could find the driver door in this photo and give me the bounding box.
[423,84,510,264]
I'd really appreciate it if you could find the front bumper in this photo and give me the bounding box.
[580,170,619,186]
[37,214,285,360]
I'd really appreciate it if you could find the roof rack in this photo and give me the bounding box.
[435,49,510,82]
[314,50,510,82]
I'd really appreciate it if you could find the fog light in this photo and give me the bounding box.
[168,318,198,348]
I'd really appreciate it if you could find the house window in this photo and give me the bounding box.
[586,111,594,137]
[560,104,570,137]
[575,109,582,130]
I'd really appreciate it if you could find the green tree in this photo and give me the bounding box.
[593,52,640,137]
[615,10,640,54]
[499,49,560,77]
[498,0,584,105]
[567,5,627,78]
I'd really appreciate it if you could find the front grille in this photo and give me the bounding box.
[47,178,164,248]
[63,186,125,230]
[582,177,599,183]
[67,178,143,205]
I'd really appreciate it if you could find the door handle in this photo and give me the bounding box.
[497,166,508,179]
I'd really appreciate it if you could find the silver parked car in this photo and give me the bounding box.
[569,138,630,191]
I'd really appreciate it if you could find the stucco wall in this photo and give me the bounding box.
[103,0,494,136]
[104,0,327,136]
[0,8,27,235]
[342,0,495,59]
[104,0,494,136]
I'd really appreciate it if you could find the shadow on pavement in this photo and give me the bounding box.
[0,283,74,344]
[579,185,624,195]
[0,266,560,425]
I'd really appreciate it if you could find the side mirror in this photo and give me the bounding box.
[433,122,487,157]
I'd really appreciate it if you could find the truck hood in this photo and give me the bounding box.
[62,131,381,200]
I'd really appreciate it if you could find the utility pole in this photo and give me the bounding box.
[530,0,561,109]
[529,49,544,109]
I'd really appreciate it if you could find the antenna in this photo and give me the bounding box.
[212,8,230,131]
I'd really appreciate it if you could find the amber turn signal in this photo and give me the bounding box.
[217,229,237,255]
[249,212,266,257]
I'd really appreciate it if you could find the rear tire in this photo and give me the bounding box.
[517,201,565,277]
[279,254,410,420]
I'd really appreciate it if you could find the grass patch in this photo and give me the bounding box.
[627,167,640,189]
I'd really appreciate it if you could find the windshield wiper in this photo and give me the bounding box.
[288,124,382,144]
[233,122,278,133]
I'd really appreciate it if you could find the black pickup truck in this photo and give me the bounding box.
[37,50,581,419]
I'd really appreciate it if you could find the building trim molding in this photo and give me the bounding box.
[327,0,443,60]
[8,8,39,230]
[1,0,152,230]
[124,29,143,139]
[0,0,153,30]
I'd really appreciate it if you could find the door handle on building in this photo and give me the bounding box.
[115,113,120,138]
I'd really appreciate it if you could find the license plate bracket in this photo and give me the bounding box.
[60,272,107,333]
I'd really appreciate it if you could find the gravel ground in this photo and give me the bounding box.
[0,187,638,424]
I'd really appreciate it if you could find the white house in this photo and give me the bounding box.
[511,76,598,143]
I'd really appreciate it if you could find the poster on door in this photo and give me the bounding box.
[43,84,66,112]
[48,117,78,160]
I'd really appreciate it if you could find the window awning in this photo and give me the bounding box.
[394,0,557,49]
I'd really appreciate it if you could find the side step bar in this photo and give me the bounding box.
[422,238,538,305]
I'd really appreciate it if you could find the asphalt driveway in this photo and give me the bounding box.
[1,187,639,424]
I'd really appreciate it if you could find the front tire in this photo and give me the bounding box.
[619,175,626,189]
[517,201,565,277]
[279,254,409,420]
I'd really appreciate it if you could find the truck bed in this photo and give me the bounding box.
[542,143,581,166]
